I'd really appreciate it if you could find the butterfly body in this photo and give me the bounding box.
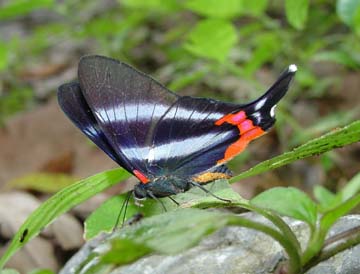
[58,55,296,200]
[134,174,191,199]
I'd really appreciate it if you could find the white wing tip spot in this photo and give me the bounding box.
[289,64,297,72]
[270,105,277,117]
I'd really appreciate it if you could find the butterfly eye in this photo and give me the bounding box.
[134,185,147,200]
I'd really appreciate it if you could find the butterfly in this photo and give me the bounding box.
[58,55,296,201]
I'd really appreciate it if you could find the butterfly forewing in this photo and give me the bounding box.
[78,56,179,178]
[57,82,131,170]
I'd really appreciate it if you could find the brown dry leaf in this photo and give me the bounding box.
[40,151,75,174]
[0,99,117,189]
[20,62,69,80]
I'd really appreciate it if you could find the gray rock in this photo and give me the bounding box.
[0,192,83,272]
[60,213,360,274]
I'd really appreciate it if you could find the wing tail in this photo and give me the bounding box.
[245,64,297,130]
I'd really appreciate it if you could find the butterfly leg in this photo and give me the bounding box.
[168,196,180,206]
[190,181,231,203]
[147,190,167,212]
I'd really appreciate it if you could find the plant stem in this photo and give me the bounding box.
[237,203,302,258]
[303,194,360,265]
[302,225,360,273]
[227,215,302,274]
[301,228,324,265]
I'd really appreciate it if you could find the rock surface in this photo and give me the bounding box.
[60,213,360,274]
[0,192,84,272]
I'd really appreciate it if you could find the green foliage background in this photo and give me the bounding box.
[1,0,359,123]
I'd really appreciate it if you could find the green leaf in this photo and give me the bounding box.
[184,0,243,19]
[168,68,209,91]
[0,43,10,71]
[291,110,359,145]
[337,0,360,26]
[353,7,360,35]
[177,179,246,208]
[0,168,130,269]
[6,172,77,193]
[314,185,338,212]
[312,50,360,69]
[136,179,243,211]
[302,191,360,265]
[243,32,280,75]
[339,172,360,202]
[314,172,360,213]
[295,68,317,88]
[0,269,20,274]
[99,208,300,269]
[84,194,140,240]
[102,209,228,265]
[320,193,360,232]
[184,19,238,63]
[121,0,180,12]
[102,239,153,265]
[231,121,360,182]
[85,179,245,240]
[242,0,268,16]
[0,0,53,20]
[251,187,318,229]
[285,0,309,29]
[28,269,55,274]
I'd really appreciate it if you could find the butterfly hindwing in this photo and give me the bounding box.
[149,96,241,176]
[148,66,296,178]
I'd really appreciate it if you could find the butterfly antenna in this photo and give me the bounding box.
[113,190,133,231]
[190,182,231,203]
[147,191,167,212]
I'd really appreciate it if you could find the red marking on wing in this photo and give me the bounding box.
[215,110,265,164]
[215,111,246,126]
[133,170,150,184]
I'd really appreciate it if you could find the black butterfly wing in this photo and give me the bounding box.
[62,55,295,183]
[77,55,179,181]
[149,65,296,179]
[57,82,132,170]
[148,96,240,176]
